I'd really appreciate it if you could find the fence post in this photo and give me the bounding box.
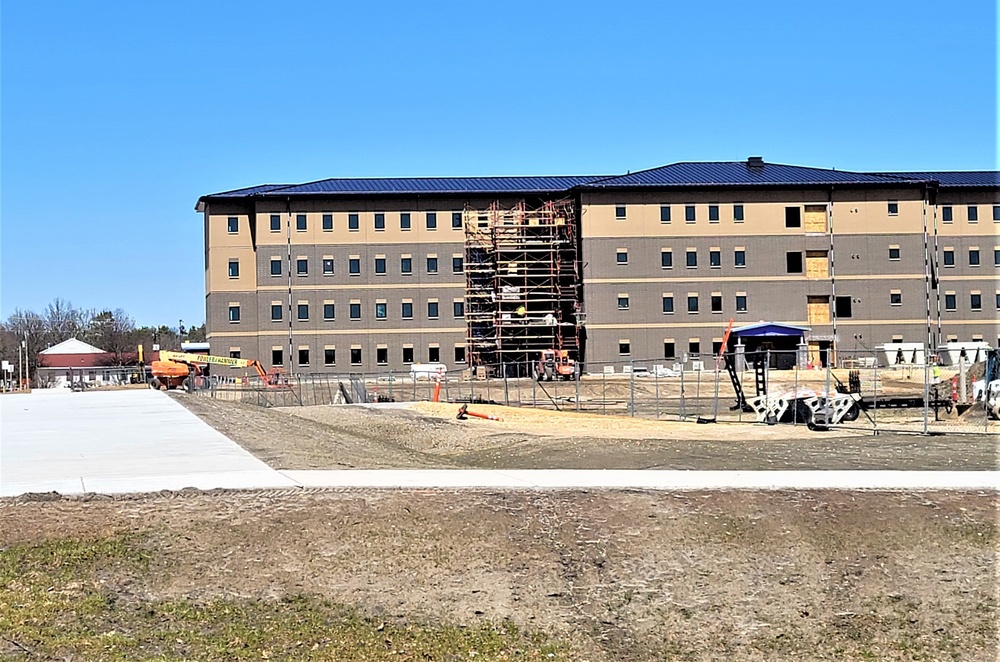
[654,367,660,419]
[679,368,686,421]
[502,360,509,406]
[602,368,607,416]
[793,361,799,425]
[575,361,580,411]
[629,359,635,417]
[412,373,417,401]
[531,368,536,408]
[871,350,878,433]
[922,360,930,435]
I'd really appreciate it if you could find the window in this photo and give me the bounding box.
[349,258,360,275]
[660,206,671,223]
[228,259,239,278]
[376,347,388,365]
[296,258,308,276]
[835,296,853,318]
[322,213,333,231]
[427,301,439,318]
[661,250,673,269]
[454,346,466,363]
[708,205,719,222]
[349,302,361,319]
[452,212,462,229]
[785,207,801,228]
[971,293,982,310]
[270,214,281,232]
[969,249,980,266]
[228,305,240,322]
[786,252,803,273]
[401,257,412,274]
[711,294,722,313]
[400,212,411,230]
[734,249,746,267]
[453,301,464,317]
[687,295,699,313]
[428,346,440,363]
[351,348,362,365]
[663,341,675,359]
[688,340,701,356]
[994,249,1000,267]
[945,293,957,311]
[229,350,241,360]
[968,206,978,222]
[685,205,696,223]
[994,206,1000,221]
[619,341,631,356]
[996,292,1000,310]
[943,249,955,267]
[323,258,334,275]
[272,349,283,366]
[942,206,953,223]
[452,256,464,273]
[617,295,630,310]
[297,303,309,321]
[401,302,413,319]
[298,349,310,366]
[890,291,902,306]
[662,295,674,314]
[686,250,697,268]
[270,258,282,276]
[348,213,359,231]
[887,201,898,215]
[888,246,901,260]
[374,213,385,230]
[402,347,414,364]
[374,257,387,274]
[709,249,721,268]
[426,212,437,229]
[616,249,628,265]
[735,294,747,312]
[323,303,335,320]
[324,348,336,366]
[375,302,387,319]
[427,256,438,274]
[271,304,282,321]
[296,214,307,231]
[733,204,744,222]
[615,205,626,219]
[227,217,238,233]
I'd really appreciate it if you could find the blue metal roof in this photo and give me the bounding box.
[873,171,999,188]
[579,161,921,188]
[207,183,291,197]
[206,176,606,199]
[733,322,811,337]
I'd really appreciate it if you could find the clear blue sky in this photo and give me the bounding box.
[1,0,996,327]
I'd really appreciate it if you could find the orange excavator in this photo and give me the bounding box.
[149,350,276,390]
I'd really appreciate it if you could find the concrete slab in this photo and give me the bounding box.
[281,469,1000,491]
[1,388,297,496]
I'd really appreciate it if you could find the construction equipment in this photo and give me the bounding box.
[149,350,276,390]
[534,349,576,382]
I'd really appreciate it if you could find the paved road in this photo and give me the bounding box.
[0,389,296,496]
[1,389,997,497]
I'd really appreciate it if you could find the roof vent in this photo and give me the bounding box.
[747,156,765,169]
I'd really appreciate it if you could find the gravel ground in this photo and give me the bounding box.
[175,394,998,471]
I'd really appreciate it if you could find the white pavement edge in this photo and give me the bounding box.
[280,470,1000,491]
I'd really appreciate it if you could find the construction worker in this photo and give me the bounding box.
[515,304,527,318]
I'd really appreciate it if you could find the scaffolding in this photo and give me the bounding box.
[464,200,582,374]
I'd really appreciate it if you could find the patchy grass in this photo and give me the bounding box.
[0,534,564,661]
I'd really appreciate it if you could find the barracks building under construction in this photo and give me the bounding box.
[196,158,999,374]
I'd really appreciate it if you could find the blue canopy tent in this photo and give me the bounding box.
[729,322,811,369]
